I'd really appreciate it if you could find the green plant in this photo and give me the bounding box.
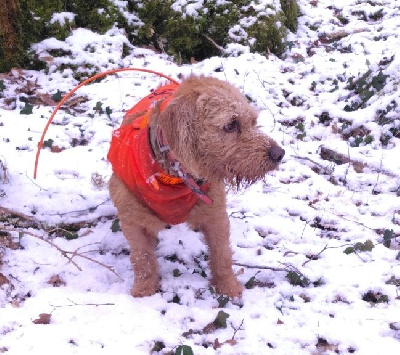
[175,345,194,355]
[286,270,310,287]
[386,276,400,287]
[280,0,299,32]
[382,229,394,248]
[152,341,165,352]
[343,240,374,254]
[362,290,389,304]
[110,218,120,233]
[217,295,229,308]
[20,102,33,115]
[213,310,230,329]
[295,121,306,140]
[350,134,373,147]
[52,90,63,102]
[345,70,389,112]
[134,0,296,62]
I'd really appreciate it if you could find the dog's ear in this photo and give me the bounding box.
[160,92,200,162]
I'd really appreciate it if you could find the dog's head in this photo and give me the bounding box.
[159,76,285,187]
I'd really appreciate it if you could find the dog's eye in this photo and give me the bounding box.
[223,120,240,133]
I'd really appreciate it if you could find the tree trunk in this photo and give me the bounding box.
[0,0,22,72]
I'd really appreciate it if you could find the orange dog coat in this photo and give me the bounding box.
[108,83,210,225]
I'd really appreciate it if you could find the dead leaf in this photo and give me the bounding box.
[235,268,245,276]
[50,146,64,153]
[64,95,88,108]
[277,318,284,325]
[33,313,52,325]
[47,274,66,287]
[0,273,10,286]
[39,55,55,65]
[213,338,222,349]
[224,339,237,346]
[38,93,58,106]
[0,233,20,250]
[213,338,237,349]
[315,338,338,354]
[203,322,217,334]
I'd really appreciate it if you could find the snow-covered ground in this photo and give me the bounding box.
[1,1,400,354]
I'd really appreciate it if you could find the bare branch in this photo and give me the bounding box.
[203,35,225,53]
[1,225,123,281]
[234,262,288,272]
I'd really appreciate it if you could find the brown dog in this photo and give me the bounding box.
[108,76,285,298]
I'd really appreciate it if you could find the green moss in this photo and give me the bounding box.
[1,0,300,71]
[247,13,288,57]
[136,0,174,50]
[165,16,205,62]
[133,0,294,62]
[1,0,129,71]
[48,16,76,41]
[280,0,299,32]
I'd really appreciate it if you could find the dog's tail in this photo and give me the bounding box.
[33,68,179,179]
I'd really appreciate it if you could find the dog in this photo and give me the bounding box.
[108,75,285,298]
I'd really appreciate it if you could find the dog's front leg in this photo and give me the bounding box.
[124,225,160,297]
[196,211,244,298]
[109,174,161,297]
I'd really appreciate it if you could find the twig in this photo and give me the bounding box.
[48,198,112,216]
[231,319,245,341]
[252,70,279,130]
[343,143,351,184]
[51,298,115,307]
[302,244,329,266]
[203,35,225,53]
[1,225,123,281]
[234,262,288,272]
[292,154,331,173]
[371,149,384,194]
[0,157,9,183]
[327,211,375,231]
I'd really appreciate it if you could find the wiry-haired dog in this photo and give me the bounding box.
[108,76,285,298]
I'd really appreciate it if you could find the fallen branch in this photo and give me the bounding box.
[0,204,115,232]
[292,154,333,175]
[51,298,115,308]
[1,225,123,281]
[319,145,365,173]
[234,262,288,272]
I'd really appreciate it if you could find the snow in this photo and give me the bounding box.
[50,12,76,26]
[1,0,400,354]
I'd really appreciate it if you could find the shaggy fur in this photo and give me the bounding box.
[109,76,285,298]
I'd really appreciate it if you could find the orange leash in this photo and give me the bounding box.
[33,68,179,179]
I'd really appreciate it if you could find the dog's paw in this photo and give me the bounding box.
[130,279,158,298]
[214,277,244,299]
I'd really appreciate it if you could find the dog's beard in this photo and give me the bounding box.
[222,164,270,191]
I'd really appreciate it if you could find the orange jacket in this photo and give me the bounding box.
[108,83,209,225]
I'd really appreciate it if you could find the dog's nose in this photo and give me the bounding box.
[269,146,285,162]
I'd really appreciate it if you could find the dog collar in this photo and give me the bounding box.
[152,123,213,206]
